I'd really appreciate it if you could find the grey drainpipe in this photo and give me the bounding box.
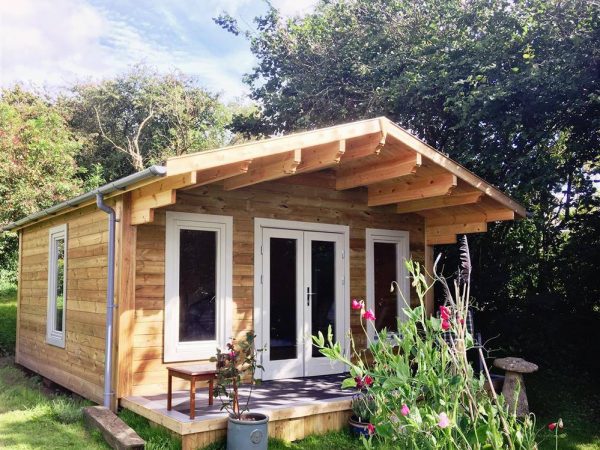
[96,193,117,409]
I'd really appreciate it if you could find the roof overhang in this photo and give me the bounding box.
[5,117,527,246]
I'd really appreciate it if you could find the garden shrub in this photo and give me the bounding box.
[314,238,539,449]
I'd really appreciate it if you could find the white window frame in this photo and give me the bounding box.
[47,224,67,348]
[365,228,410,341]
[164,211,233,362]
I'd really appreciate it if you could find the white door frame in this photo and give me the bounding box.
[254,218,350,380]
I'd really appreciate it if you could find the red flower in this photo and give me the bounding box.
[548,423,557,431]
[354,376,364,389]
[548,420,564,431]
[363,309,376,321]
[367,423,375,435]
[364,375,373,386]
[441,319,451,331]
[351,299,364,310]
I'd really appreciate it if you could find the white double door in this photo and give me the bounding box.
[257,225,346,380]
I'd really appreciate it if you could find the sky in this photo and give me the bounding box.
[0,0,318,100]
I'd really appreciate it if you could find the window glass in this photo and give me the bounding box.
[269,237,297,360]
[178,229,217,342]
[54,238,65,332]
[374,242,397,332]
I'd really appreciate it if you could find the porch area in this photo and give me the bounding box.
[120,375,354,450]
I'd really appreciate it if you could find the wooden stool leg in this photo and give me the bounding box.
[190,378,196,420]
[208,378,214,406]
[167,373,172,411]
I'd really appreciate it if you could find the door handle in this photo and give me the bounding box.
[306,287,317,306]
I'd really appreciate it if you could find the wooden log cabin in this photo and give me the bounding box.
[4,117,526,448]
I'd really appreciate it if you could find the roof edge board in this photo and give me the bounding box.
[2,165,167,232]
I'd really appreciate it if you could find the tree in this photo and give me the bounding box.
[63,65,233,181]
[0,87,83,281]
[218,0,600,370]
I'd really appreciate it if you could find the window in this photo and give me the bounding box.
[47,224,67,347]
[164,212,233,362]
[366,229,410,339]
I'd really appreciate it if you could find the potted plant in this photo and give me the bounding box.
[348,392,376,437]
[211,331,267,450]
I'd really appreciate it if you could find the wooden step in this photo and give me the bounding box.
[83,406,145,450]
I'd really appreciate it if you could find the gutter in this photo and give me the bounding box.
[1,165,167,231]
[96,193,117,409]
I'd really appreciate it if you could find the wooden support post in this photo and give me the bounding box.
[15,230,23,364]
[114,193,136,407]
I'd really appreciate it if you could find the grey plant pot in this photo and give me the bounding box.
[227,413,269,450]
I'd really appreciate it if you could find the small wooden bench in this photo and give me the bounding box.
[167,365,217,420]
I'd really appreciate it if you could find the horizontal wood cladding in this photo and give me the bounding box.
[131,179,424,397]
[17,204,109,404]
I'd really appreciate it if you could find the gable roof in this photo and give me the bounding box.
[4,117,527,245]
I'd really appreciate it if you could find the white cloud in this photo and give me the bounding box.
[0,0,317,98]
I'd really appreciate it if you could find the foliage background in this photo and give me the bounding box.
[216,0,600,376]
[0,0,598,392]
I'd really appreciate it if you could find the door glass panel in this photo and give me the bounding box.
[179,229,216,342]
[269,238,297,360]
[374,242,398,332]
[311,240,336,357]
[54,238,65,332]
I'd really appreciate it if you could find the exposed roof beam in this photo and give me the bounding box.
[426,222,488,237]
[131,172,196,225]
[191,160,253,187]
[223,149,302,190]
[425,208,515,227]
[384,119,527,217]
[368,174,457,207]
[426,234,458,245]
[339,133,383,162]
[396,190,483,214]
[297,140,345,173]
[336,153,422,190]
[167,118,381,176]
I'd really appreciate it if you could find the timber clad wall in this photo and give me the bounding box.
[17,205,108,404]
[131,178,425,397]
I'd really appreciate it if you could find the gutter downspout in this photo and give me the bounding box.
[96,193,117,409]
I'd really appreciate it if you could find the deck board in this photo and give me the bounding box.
[121,374,354,444]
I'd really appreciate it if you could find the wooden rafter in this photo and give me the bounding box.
[297,140,345,173]
[396,190,483,214]
[223,149,302,190]
[426,222,488,237]
[385,120,527,217]
[336,153,422,190]
[425,208,515,227]
[166,118,381,176]
[191,160,253,187]
[131,172,196,225]
[368,174,457,207]
[426,234,458,245]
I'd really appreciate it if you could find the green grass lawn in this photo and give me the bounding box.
[0,282,598,449]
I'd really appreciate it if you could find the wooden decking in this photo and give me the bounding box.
[121,375,354,450]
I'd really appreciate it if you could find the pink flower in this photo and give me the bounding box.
[351,299,364,310]
[401,404,410,416]
[548,420,564,431]
[437,412,451,428]
[441,319,451,331]
[363,309,376,321]
[367,423,375,435]
[440,306,450,320]
[548,423,557,431]
[364,375,373,387]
